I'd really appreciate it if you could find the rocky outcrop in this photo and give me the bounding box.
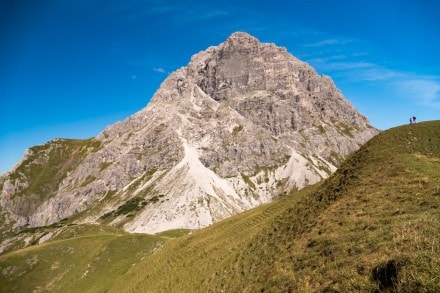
[0,32,378,238]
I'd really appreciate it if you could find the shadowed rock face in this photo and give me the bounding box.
[0,32,378,239]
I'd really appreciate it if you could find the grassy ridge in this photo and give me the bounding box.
[108,121,439,292]
[0,121,439,292]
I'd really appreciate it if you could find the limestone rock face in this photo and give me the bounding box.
[0,32,378,240]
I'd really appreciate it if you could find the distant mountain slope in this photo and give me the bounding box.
[1,121,438,292]
[0,32,377,243]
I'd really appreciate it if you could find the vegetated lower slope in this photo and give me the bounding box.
[0,224,173,292]
[0,121,438,292]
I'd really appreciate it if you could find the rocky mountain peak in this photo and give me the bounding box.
[223,31,260,48]
[0,32,378,243]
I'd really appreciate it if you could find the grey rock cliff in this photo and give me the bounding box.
[0,32,378,243]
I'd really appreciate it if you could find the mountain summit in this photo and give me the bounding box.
[0,32,377,241]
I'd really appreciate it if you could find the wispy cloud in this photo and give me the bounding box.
[113,2,230,24]
[343,65,440,108]
[398,78,440,108]
[355,66,404,81]
[307,54,346,63]
[351,52,368,57]
[308,49,440,109]
[311,60,375,71]
[307,50,403,81]
[200,10,229,20]
[304,38,352,47]
[153,67,167,74]
[342,65,439,108]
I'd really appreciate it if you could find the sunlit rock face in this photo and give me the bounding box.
[0,32,378,237]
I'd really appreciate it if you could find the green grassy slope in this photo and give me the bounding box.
[0,121,438,292]
[0,225,166,292]
[109,121,439,292]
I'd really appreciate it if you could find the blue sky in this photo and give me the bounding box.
[1,0,439,174]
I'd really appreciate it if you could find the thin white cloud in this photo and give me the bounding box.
[309,51,440,109]
[308,53,403,81]
[201,10,229,20]
[355,67,403,81]
[348,65,440,108]
[351,52,368,57]
[308,55,346,64]
[153,67,166,74]
[398,78,440,108]
[115,2,230,24]
[304,38,352,47]
[314,61,375,71]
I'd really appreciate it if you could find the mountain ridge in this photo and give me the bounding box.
[1,32,377,244]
